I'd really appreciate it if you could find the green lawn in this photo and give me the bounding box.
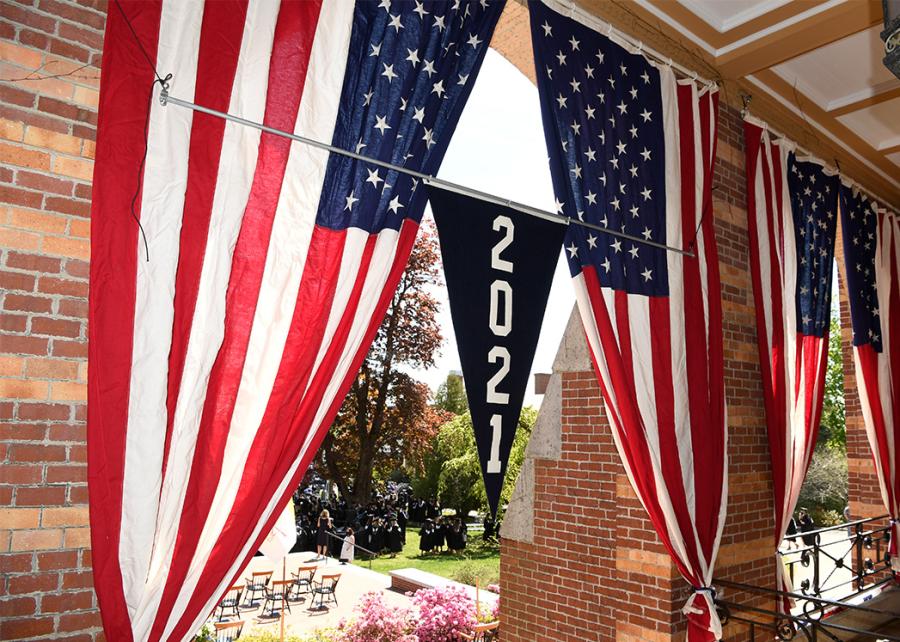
[351,529,500,587]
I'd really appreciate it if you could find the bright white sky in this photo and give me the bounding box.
[414,48,576,409]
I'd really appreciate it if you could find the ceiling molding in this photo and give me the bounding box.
[747,71,900,204]
[716,0,882,77]
[827,84,900,116]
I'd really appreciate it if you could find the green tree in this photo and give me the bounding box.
[819,316,845,450]
[434,372,468,414]
[430,408,536,517]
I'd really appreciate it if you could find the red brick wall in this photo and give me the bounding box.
[0,1,104,640]
[499,101,775,642]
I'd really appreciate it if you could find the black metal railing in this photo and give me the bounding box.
[714,578,900,641]
[781,515,892,602]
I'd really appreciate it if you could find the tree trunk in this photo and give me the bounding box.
[352,435,377,506]
[322,433,351,503]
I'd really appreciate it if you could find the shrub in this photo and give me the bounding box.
[412,585,477,642]
[798,446,848,516]
[337,592,416,642]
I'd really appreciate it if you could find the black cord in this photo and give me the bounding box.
[113,0,172,262]
[685,185,720,255]
[113,0,164,83]
[131,73,171,263]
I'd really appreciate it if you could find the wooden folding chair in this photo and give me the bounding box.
[459,621,500,641]
[290,565,317,601]
[260,579,293,619]
[213,619,245,641]
[309,573,341,611]
[241,570,272,608]
[214,584,243,621]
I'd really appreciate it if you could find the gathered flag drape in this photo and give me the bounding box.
[743,120,839,609]
[839,185,900,572]
[87,1,503,640]
[529,1,727,639]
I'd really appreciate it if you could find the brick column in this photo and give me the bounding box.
[0,1,104,640]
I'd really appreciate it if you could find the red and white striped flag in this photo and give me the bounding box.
[744,121,840,609]
[87,2,502,640]
[530,2,727,639]
[840,185,900,572]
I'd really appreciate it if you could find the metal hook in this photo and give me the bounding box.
[740,93,752,119]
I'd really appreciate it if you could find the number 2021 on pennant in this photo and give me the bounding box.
[486,215,513,474]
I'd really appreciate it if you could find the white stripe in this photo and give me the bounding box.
[304,227,405,456]
[183,224,405,642]
[874,212,896,508]
[161,1,356,638]
[659,69,699,576]
[778,140,801,538]
[304,229,372,397]
[133,1,280,636]
[119,0,204,625]
[754,133,774,367]
[571,275,637,489]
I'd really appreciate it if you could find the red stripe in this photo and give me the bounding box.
[149,3,323,638]
[759,131,791,539]
[87,2,163,640]
[699,90,726,567]
[799,334,826,462]
[886,217,900,517]
[163,0,250,478]
[168,220,421,641]
[858,344,893,504]
[581,270,694,581]
[166,225,363,640]
[677,85,713,572]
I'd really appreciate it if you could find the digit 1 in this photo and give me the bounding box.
[487,414,502,474]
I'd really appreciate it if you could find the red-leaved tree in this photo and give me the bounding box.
[318,225,448,505]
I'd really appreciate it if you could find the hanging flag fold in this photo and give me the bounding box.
[88,2,504,640]
[744,120,839,611]
[428,187,565,516]
[529,1,727,639]
[839,185,900,572]
[259,499,297,564]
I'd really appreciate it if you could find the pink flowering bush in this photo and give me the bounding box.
[336,592,416,642]
[412,585,477,642]
[329,584,498,642]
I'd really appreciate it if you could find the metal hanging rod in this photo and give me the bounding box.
[158,85,696,258]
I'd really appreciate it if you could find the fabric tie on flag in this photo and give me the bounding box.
[87,2,503,640]
[839,185,900,572]
[744,120,839,610]
[428,186,566,516]
[528,1,727,639]
[259,500,297,564]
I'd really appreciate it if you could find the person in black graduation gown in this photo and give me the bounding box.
[356,517,370,552]
[482,515,496,543]
[370,517,386,554]
[386,518,403,557]
[397,507,408,544]
[785,515,799,550]
[433,516,447,553]
[799,509,816,547]
[419,518,435,556]
[447,518,467,553]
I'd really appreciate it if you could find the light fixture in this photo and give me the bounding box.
[884,0,900,79]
